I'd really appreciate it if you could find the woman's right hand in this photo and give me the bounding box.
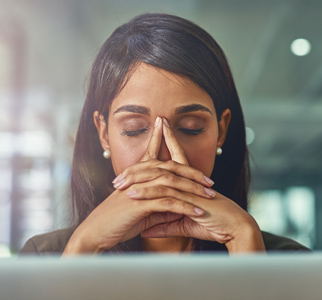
[63,117,209,255]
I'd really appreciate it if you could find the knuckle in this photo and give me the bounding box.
[180,200,188,210]
[163,173,177,182]
[152,167,164,177]
[149,159,159,167]
[166,160,179,171]
[154,167,163,174]
[154,159,162,165]
[198,183,206,193]
[165,160,176,168]
[181,201,193,213]
[161,197,175,208]
[155,185,166,195]
[195,169,204,180]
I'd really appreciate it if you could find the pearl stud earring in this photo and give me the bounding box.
[216,147,222,155]
[103,150,111,159]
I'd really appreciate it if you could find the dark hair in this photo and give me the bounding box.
[71,13,250,251]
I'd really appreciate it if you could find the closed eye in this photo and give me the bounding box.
[120,128,148,137]
[178,128,204,136]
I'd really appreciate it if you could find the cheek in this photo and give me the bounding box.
[183,140,217,177]
[109,135,149,175]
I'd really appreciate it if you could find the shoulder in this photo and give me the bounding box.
[261,231,311,252]
[20,227,76,256]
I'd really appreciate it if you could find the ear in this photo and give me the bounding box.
[217,108,231,148]
[93,111,110,151]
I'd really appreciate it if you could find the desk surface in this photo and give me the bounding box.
[1,253,322,300]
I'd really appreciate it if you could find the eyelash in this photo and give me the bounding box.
[121,128,148,137]
[121,127,204,137]
[179,128,205,136]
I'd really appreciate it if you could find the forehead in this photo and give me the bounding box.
[110,63,216,116]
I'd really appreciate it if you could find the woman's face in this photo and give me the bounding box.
[96,63,230,177]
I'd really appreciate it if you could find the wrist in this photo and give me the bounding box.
[62,227,105,255]
[225,215,266,254]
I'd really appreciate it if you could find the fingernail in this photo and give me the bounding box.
[127,190,137,196]
[112,173,123,184]
[113,177,125,188]
[204,188,216,198]
[154,116,160,127]
[194,207,205,215]
[203,175,214,186]
[163,118,170,127]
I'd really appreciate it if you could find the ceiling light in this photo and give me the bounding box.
[290,38,311,56]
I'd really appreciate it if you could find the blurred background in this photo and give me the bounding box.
[0,0,321,256]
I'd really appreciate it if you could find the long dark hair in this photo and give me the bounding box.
[71,13,250,251]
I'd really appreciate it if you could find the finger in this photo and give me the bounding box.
[140,116,163,162]
[127,182,216,200]
[142,217,233,244]
[137,197,205,219]
[162,118,188,165]
[144,212,183,229]
[126,170,216,199]
[141,220,188,238]
[114,167,172,189]
[113,159,214,188]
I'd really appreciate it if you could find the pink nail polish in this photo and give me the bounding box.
[163,118,170,127]
[112,173,123,184]
[203,175,214,186]
[154,116,160,127]
[204,187,216,198]
[194,207,205,215]
[127,190,137,196]
[113,177,125,188]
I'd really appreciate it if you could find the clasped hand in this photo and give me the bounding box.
[64,117,265,254]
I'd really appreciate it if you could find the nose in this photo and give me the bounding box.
[157,137,171,161]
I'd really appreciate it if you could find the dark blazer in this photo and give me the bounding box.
[20,227,311,255]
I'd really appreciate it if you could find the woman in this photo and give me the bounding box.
[21,13,308,255]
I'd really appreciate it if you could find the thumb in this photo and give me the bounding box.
[144,212,184,230]
[141,219,188,238]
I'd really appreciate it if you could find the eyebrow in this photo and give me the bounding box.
[175,104,212,115]
[113,105,150,115]
[113,103,212,116]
